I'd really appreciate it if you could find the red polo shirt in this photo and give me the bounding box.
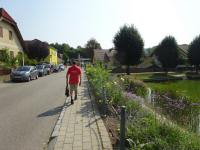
[67,65,82,84]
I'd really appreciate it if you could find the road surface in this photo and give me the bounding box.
[0,71,66,150]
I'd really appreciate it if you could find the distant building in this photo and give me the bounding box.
[178,44,188,58]
[93,49,116,64]
[45,47,58,65]
[150,44,189,58]
[0,8,25,57]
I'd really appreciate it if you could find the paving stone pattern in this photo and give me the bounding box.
[53,73,112,150]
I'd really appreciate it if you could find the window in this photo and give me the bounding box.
[9,31,13,40]
[0,26,3,37]
[18,52,23,56]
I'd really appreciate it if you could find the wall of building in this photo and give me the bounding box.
[0,20,23,56]
[45,47,58,65]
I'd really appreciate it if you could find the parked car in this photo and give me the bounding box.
[44,64,52,75]
[53,65,61,72]
[59,64,65,71]
[10,66,39,82]
[36,65,48,76]
[50,64,55,73]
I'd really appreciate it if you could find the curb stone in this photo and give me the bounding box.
[47,98,69,150]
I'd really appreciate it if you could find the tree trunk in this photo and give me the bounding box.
[126,65,130,75]
[164,68,168,76]
[195,65,199,74]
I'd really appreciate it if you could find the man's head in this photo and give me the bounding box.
[72,61,76,65]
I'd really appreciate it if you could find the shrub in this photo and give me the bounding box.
[123,76,148,98]
[0,48,10,63]
[24,54,38,65]
[16,53,23,66]
[87,64,127,106]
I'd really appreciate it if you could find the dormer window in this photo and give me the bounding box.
[9,30,13,40]
[0,26,3,37]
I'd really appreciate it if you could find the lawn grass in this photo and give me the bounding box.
[148,80,200,102]
[132,72,185,81]
[130,72,200,102]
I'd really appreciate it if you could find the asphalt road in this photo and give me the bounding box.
[0,71,66,150]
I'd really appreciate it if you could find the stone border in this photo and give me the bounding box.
[47,98,69,150]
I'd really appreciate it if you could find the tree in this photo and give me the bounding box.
[76,46,88,58]
[85,38,101,59]
[154,36,179,73]
[25,39,49,61]
[113,25,144,75]
[188,35,200,74]
[50,42,88,64]
[0,48,10,63]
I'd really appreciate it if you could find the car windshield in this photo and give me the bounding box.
[36,65,43,69]
[16,66,30,71]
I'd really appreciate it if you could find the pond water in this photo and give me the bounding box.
[147,88,200,134]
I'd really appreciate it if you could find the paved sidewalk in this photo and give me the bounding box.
[52,73,113,150]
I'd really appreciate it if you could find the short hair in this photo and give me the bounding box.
[72,61,76,65]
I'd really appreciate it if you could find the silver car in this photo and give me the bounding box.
[36,65,48,76]
[59,64,65,71]
[10,66,39,82]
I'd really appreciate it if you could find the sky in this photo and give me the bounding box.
[1,0,200,49]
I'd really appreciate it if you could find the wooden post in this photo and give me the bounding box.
[120,106,126,150]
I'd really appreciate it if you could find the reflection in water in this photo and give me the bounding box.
[148,88,200,134]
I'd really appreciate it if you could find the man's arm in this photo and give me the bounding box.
[79,75,82,86]
[66,74,68,87]
[79,68,82,86]
[66,69,70,87]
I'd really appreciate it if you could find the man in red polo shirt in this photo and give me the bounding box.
[66,61,82,104]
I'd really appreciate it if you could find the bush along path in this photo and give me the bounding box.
[86,64,200,150]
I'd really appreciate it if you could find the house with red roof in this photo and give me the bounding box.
[0,8,25,57]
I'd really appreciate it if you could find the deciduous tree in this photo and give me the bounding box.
[85,38,101,59]
[188,35,200,73]
[154,36,179,73]
[25,39,49,61]
[113,25,144,75]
